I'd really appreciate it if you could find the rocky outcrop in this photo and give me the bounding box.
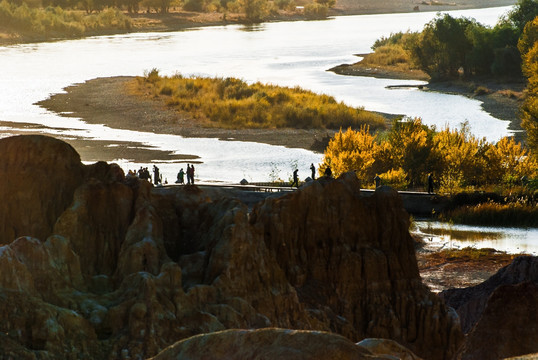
[459,282,538,360]
[441,256,538,359]
[0,135,461,359]
[441,256,538,334]
[149,328,390,360]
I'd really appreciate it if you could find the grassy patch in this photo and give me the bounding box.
[0,1,131,40]
[416,225,503,241]
[133,70,387,130]
[442,202,538,227]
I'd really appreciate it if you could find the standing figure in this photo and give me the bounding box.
[291,169,299,187]
[153,165,160,185]
[374,174,381,188]
[324,166,332,178]
[310,163,316,180]
[186,164,191,184]
[427,173,434,194]
[191,165,195,185]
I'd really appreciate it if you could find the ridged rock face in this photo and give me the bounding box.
[441,256,538,359]
[0,135,461,360]
[249,176,461,359]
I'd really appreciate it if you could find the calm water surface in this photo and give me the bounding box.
[414,221,538,254]
[0,6,513,182]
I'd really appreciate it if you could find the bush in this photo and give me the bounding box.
[379,168,408,189]
[304,3,327,20]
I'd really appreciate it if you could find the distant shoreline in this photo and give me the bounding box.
[0,0,517,46]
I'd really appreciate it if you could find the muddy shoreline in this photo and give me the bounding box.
[35,76,338,162]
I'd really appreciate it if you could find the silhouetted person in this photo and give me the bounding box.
[291,169,299,187]
[310,163,316,180]
[191,165,195,184]
[153,165,160,185]
[374,174,381,188]
[427,173,434,194]
[324,166,332,178]
[187,164,192,184]
[176,168,185,184]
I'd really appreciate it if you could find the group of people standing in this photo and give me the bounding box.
[176,164,195,185]
[127,164,197,186]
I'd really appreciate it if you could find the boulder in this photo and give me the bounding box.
[149,328,386,360]
[441,256,538,359]
[441,256,538,334]
[458,282,538,360]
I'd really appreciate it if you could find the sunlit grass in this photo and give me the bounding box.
[423,246,523,264]
[134,70,387,130]
[0,1,131,38]
[416,225,503,241]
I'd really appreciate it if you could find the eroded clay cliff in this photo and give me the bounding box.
[0,135,461,359]
[441,256,538,359]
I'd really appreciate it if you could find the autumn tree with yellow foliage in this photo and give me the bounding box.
[320,118,536,193]
[520,16,538,156]
[319,125,379,183]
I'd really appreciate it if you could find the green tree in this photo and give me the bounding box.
[507,0,538,35]
[240,0,268,22]
[409,14,474,79]
[464,21,494,75]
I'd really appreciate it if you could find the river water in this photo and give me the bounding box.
[0,6,513,183]
[414,220,538,255]
[2,5,536,251]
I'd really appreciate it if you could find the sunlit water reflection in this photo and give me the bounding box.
[414,220,538,254]
[0,6,513,182]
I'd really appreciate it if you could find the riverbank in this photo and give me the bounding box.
[0,0,516,46]
[330,57,527,143]
[35,76,337,161]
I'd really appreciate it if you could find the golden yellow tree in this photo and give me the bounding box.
[320,126,379,182]
[520,16,538,157]
[433,123,486,192]
[385,117,434,186]
[487,137,537,184]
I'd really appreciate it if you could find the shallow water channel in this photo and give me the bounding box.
[0,6,514,183]
[414,220,538,254]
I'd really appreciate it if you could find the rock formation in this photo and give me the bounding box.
[149,328,405,360]
[0,135,461,359]
[441,256,538,359]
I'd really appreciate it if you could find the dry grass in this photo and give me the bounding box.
[131,71,387,130]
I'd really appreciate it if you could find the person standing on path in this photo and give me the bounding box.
[153,165,161,185]
[191,165,195,185]
[427,173,434,194]
[186,164,191,184]
[310,163,316,180]
[374,174,381,188]
[291,169,299,187]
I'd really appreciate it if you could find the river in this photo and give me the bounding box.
[0,6,513,183]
